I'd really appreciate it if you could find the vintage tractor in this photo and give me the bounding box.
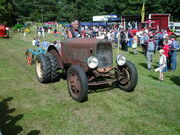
[25,48,46,65]
[13,24,24,33]
[0,25,9,38]
[35,38,138,102]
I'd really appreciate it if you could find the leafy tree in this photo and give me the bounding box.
[1,0,180,25]
[0,0,15,25]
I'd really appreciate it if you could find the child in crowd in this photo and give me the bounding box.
[162,40,170,70]
[132,34,138,54]
[155,49,167,82]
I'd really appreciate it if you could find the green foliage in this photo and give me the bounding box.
[0,0,180,25]
[0,0,15,25]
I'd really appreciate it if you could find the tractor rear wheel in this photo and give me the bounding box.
[35,54,51,83]
[45,53,60,82]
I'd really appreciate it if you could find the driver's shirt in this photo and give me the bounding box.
[73,30,80,38]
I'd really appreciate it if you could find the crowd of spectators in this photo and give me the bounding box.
[32,37,61,52]
[31,20,179,81]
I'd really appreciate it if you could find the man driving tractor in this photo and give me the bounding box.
[67,20,81,38]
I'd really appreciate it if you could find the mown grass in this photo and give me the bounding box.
[0,31,179,135]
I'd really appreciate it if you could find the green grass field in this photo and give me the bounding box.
[0,31,180,135]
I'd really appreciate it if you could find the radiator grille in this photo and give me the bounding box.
[96,44,112,68]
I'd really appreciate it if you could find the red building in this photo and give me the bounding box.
[121,14,171,31]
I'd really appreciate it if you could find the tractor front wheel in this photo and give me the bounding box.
[116,61,138,92]
[67,66,88,102]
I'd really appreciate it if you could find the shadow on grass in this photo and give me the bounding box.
[167,75,180,86]
[0,97,40,135]
[129,51,135,55]
[148,75,159,80]
[139,63,147,69]
[27,130,40,135]
[139,51,146,55]
[0,97,23,135]
[89,83,136,94]
[89,83,116,94]
[1,36,13,39]
[44,72,66,84]
[59,72,67,80]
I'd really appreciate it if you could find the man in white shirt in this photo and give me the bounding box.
[32,38,36,46]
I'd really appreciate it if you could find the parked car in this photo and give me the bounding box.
[35,38,138,102]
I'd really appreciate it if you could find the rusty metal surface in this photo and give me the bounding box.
[88,78,117,86]
[119,68,130,85]
[68,72,81,98]
[61,38,112,68]
[97,67,113,73]
[61,38,110,47]
[87,68,117,86]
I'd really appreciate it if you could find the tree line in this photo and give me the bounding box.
[0,0,179,25]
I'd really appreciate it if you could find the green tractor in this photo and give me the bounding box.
[13,24,24,33]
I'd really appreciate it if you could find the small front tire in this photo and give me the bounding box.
[67,65,88,102]
[116,61,138,92]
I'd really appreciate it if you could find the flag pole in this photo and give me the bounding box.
[141,0,145,22]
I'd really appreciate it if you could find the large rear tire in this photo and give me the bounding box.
[45,53,60,82]
[35,54,51,83]
[67,65,88,102]
[116,61,138,92]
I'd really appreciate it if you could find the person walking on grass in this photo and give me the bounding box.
[140,31,149,55]
[146,36,156,70]
[155,49,167,82]
[169,36,180,71]
[120,30,128,51]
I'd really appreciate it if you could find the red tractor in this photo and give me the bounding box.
[35,38,138,102]
[122,14,176,36]
[0,25,10,38]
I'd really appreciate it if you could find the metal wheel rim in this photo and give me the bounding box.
[120,68,130,85]
[68,72,81,98]
[36,61,43,78]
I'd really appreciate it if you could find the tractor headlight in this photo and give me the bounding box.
[87,56,98,69]
[116,54,126,66]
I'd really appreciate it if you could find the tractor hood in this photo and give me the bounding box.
[61,38,111,47]
[60,38,112,68]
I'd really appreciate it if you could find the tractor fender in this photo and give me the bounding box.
[47,45,64,69]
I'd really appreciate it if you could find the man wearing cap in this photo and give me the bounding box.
[146,36,156,70]
[41,39,49,50]
[67,20,81,38]
[140,31,149,55]
[170,36,180,71]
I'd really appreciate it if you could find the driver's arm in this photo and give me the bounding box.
[67,31,73,38]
